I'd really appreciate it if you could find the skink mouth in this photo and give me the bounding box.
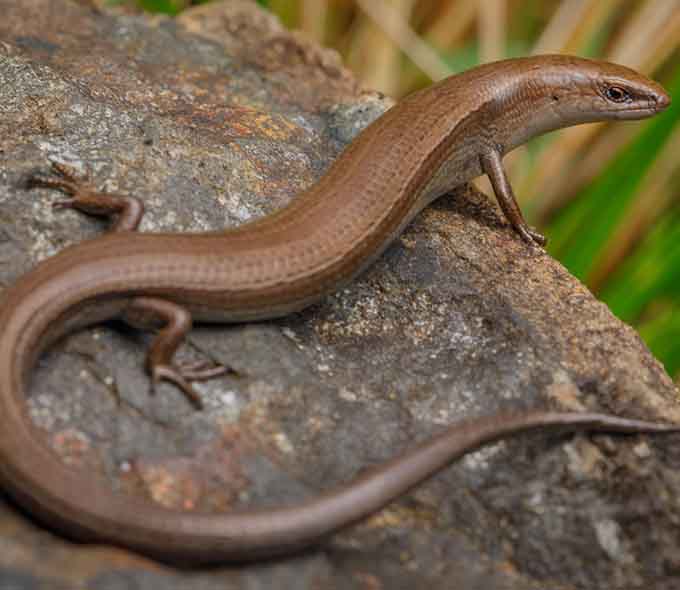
[617,96,671,119]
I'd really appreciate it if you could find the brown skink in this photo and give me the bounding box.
[0,55,673,563]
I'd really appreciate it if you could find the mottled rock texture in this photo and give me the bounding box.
[0,1,679,589]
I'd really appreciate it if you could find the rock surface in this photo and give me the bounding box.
[1,1,679,588]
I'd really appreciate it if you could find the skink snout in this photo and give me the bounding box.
[646,79,672,112]
[653,89,671,111]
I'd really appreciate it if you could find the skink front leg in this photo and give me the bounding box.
[26,162,144,232]
[480,150,546,246]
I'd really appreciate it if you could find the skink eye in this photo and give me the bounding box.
[605,86,630,103]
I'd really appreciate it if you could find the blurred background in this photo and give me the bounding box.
[115,0,680,382]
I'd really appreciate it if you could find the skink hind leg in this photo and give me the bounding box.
[480,150,547,246]
[124,297,230,410]
[26,162,144,232]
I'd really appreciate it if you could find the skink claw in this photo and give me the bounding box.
[25,161,87,192]
[175,359,233,381]
[52,198,78,210]
[151,364,205,410]
[522,226,548,247]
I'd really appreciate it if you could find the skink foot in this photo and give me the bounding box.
[150,360,233,410]
[518,225,548,247]
[25,161,85,195]
[151,365,205,410]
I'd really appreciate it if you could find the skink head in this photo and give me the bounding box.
[589,61,670,119]
[538,55,670,121]
[498,56,670,151]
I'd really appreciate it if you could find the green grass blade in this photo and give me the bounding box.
[638,304,680,379]
[135,0,181,15]
[601,210,680,322]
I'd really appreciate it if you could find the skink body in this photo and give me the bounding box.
[0,55,672,563]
